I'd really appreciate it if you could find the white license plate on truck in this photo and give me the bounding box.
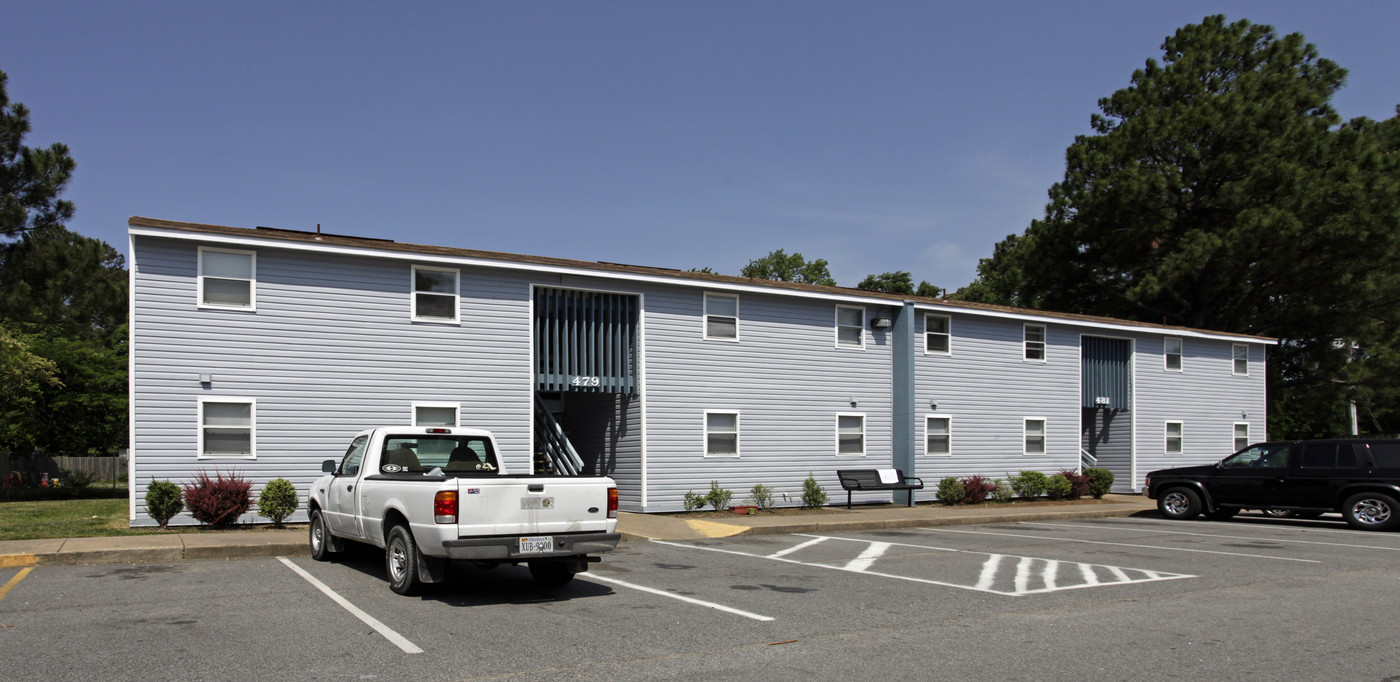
[519,536,554,554]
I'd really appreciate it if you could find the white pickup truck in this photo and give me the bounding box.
[307,426,620,595]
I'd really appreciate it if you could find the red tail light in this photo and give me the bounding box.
[434,491,458,524]
[607,487,618,519]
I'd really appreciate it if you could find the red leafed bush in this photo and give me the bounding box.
[1058,470,1090,501]
[959,475,997,504]
[183,470,252,528]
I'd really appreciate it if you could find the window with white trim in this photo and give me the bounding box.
[1233,423,1249,452]
[1166,421,1184,454]
[412,265,459,322]
[703,293,738,340]
[1232,343,1249,375]
[1024,324,1046,361]
[198,247,255,309]
[837,414,865,457]
[925,314,950,355]
[926,415,951,456]
[704,411,739,457]
[1164,337,1183,371]
[198,397,255,458]
[1023,417,1046,455]
[413,402,459,427]
[836,305,865,349]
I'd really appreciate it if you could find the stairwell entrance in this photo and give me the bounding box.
[1081,336,1134,492]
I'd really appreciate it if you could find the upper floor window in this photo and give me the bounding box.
[836,305,865,349]
[926,415,951,456]
[1164,337,1183,371]
[704,293,738,341]
[704,411,740,458]
[198,397,255,459]
[413,402,459,427]
[1233,423,1249,452]
[412,265,459,323]
[1165,421,1184,454]
[198,247,255,309]
[1232,344,1249,375]
[837,414,865,457]
[925,314,950,355]
[1024,324,1046,361]
[1024,417,1046,455]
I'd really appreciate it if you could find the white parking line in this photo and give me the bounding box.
[588,574,774,622]
[277,558,423,654]
[769,536,828,558]
[844,542,892,571]
[1034,520,1400,551]
[920,527,1321,563]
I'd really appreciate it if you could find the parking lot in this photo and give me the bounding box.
[4,514,1399,680]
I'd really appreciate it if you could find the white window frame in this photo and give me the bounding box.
[197,397,256,459]
[836,413,866,457]
[835,305,866,349]
[1233,422,1250,452]
[1024,324,1047,362]
[1023,417,1046,456]
[703,292,739,341]
[1232,343,1249,376]
[411,265,460,323]
[1164,337,1183,372]
[1165,421,1184,455]
[197,246,256,310]
[924,314,951,355]
[925,414,952,456]
[703,410,740,458]
[412,402,460,427]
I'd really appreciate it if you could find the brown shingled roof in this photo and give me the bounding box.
[128,215,1274,343]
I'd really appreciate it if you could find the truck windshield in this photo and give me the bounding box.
[379,436,499,475]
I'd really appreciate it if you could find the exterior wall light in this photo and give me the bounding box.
[870,315,893,329]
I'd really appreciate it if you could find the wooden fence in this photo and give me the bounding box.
[2,453,127,487]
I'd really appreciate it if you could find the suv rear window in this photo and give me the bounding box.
[1371,442,1400,469]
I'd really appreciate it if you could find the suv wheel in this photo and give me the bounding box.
[1158,487,1203,520]
[1342,492,1399,531]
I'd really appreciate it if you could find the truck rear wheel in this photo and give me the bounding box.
[528,560,577,588]
[386,525,424,595]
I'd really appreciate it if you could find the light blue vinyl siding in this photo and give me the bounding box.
[131,236,534,525]
[912,313,1081,500]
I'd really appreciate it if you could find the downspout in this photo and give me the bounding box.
[892,301,917,505]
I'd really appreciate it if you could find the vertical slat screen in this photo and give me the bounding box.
[534,288,638,394]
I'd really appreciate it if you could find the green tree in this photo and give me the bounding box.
[741,249,836,286]
[857,271,942,297]
[0,324,60,449]
[955,16,1400,438]
[1,69,76,239]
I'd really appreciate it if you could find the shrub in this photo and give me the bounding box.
[145,480,184,529]
[257,478,300,527]
[990,479,1015,503]
[801,473,828,509]
[1059,470,1090,500]
[682,490,707,512]
[936,477,965,506]
[705,481,733,512]
[1011,470,1048,499]
[1044,473,1072,500]
[1085,467,1115,499]
[61,468,94,492]
[748,483,776,511]
[183,470,252,528]
[960,475,997,504]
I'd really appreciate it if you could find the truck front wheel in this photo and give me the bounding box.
[386,525,424,595]
[528,560,577,588]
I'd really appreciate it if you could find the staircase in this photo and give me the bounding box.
[534,393,585,475]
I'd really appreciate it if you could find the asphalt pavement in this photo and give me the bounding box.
[0,494,1156,568]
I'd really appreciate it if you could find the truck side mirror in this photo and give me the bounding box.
[322,459,337,473]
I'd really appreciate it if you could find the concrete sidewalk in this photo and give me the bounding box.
[0,495,1156,568]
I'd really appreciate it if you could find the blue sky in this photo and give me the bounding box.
[3,1,1397,290]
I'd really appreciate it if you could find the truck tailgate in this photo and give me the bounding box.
[457,476,614,536]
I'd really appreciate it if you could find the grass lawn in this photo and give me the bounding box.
[0,497,151,541]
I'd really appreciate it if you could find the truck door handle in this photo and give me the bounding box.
[529,484,545,492]
[346,485,354,492]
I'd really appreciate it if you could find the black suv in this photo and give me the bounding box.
[1145,439,1400,531]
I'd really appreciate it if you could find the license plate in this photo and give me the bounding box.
[519,536,554,554]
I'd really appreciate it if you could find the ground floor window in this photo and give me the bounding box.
[413,402,459,427]
[926,415,951,455]
[1233,423,1249,452]
[837,414,865,456]
[198,397,255,458]
[1023,417,1046,455]
[704,411,739,457]
[1166,421,1184,454]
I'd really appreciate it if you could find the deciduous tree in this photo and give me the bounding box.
[740,249,836,286]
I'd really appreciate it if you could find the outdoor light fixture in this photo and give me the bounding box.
[198,373,214,384]
[871,315,893,329]
[929,401,938,410]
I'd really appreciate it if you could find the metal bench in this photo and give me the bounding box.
[837,468,924,509]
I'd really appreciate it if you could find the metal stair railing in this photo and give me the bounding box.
[1080,447,1098,471]
[534,394,585,476]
